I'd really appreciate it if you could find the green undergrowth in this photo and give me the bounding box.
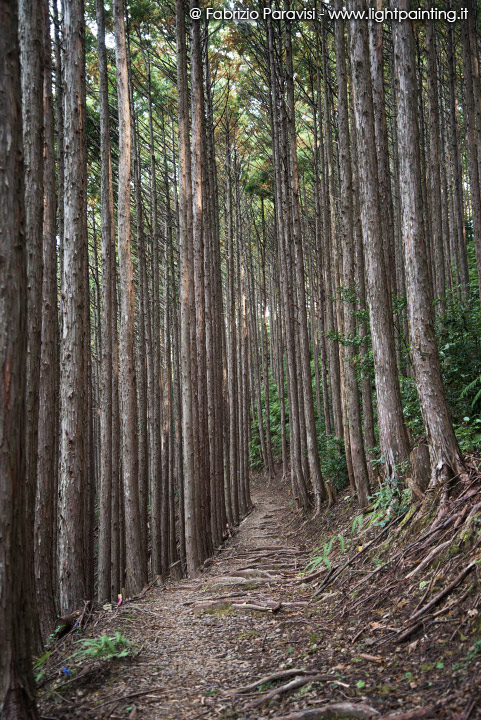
[305,479,415,575]
[250,273,481,485]
[34,631,136,688]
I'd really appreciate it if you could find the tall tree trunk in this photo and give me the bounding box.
[35,1,58,636]
[348,0,410,478]
[96,0,114,603]
[461,12,481,304]
[111,259,121,597]
[58,0,89,614]
[368,17,396,300]
[19,0,45,650]
[335,3,370,507]
[425,1,446,315]
[285,11,328,510]
[191,10,211,558]
[113,0,146,594]
[177,0,198,573]
[321,17,343,442]
[447,24,469,296]
[392,1,465,490]
[225,123,240,524]
[0,0,38,712]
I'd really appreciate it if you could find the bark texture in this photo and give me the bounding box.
[0,0,38,713]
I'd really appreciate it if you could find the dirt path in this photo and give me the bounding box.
[41,484,320,720]
[113,486,310,719]
[39,482,481,720]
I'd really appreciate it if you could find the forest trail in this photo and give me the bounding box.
[39,479,481,720]
[41,482,319,720]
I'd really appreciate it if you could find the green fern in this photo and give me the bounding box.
[460,374,481,409]
[70,632,135,662]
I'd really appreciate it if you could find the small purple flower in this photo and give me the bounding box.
[62,667,72,676]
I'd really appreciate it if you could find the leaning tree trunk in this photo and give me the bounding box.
[391,0,465,491]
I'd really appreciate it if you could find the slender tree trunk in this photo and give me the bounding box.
[177,0,198,573]
[348,0,410,478]
[96,0,114,603]
[191,10,212,558]
[113,0,146,594]
[335,3,370,507]
[58,0,89,614]
[368,17,396,300]
[285,11,328,510]
[35,2,58,636]
[225,123,240,524]
[425,1,446,315]
[111,260,121,598]
[321,18,343,442]
[461,12,481,304]
[447,24,469,295]
[19,0,45,650]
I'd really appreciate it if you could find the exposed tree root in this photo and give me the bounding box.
[229,668,319,695]
[245,673,329,708]
[376,707,435,720]
[272,702,380,719]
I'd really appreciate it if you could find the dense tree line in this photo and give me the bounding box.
[1,0,481,716]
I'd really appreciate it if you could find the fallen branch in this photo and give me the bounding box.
[231,601,281,613]
[245,674,328,708]
[272,702,380,719]
[229,668,318,695]
[94,686,165,708]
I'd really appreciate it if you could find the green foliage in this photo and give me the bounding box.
[306,522,360,574]
[249,371,284,468]
[465,639,481,663]
[306,536,335,572]
[399,375,424,437]
[70,632,136,662]
[453,638,481,671]
[351,514,364,537]
[318,433,349,491]
[454,417,481,453]
[437,287,481,420]
[368,476,411,527]
[33,651,51,683]
[243,167,273,200]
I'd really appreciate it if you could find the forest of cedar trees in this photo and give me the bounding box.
[2,0,481,717]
